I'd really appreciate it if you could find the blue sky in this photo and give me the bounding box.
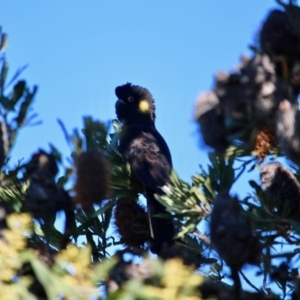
[0,0,277,184]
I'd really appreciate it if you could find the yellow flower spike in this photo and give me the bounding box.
[63,274,78,286]
[3,230,26,251]
[0,241,12,255]
[73,247,91,269]
[0,268,15,281]
[161,259,189,287]
[186,273,203,287]
[56,244,91,271]
[144,258,203,300]
[178,296,200,300]
[6,213,32,233]
[56,244,80,265]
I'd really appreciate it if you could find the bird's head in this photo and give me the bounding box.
[25,149,58,178]
[115,83,156,124]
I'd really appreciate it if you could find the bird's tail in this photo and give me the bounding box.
[146,189,174,256]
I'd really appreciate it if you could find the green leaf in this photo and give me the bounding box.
[30,254,74,299]
[0,33,8,52]
[0,58,8,89]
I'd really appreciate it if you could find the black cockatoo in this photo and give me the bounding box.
[115,83,174,255]
[25,149,75,248]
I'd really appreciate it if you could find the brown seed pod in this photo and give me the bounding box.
[210,193,261,269]
[260,162,300,221]
[73,150,110,208]
[276,100,300,165]
[194,92,229,153]
[259,9,300,97]
[260,9,300,63]
[253,127,276,161]
[194,54,295,154]
[216,54,294,130]
[210,193,261,297]
[114,199,150,249]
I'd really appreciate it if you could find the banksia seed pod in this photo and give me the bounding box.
[215,54,294,130]
[260,162,300,221]
[260,9,300,97]
[114,199,150,248]
[276,100,300,165]
[253,127,276,161]
[73,150,110,209]
[195,54,295,154]
[194,92,229,153]
[210,193,261,269]
[260,10,300,63]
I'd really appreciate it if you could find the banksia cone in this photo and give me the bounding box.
[260,162,300,221]
[114,199,150,249]
[73,150,110,209]
[210,193,261,296]
[253,127,276,161]
[276,100,300,165]
[194,54,295,154]
[260,9,300,97]
[210,193,261,269]
[194,92,229,153]
[260,10,300,62]
[215,54,295,130]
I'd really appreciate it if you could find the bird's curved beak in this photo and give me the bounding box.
[115,99,126,124]
[115,99,125,108]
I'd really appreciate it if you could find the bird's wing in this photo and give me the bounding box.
[124,129,171,192]
[119,125,174,255]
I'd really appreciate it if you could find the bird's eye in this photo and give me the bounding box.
[128,96,135,102]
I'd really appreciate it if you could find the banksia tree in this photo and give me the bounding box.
[3,1,300,299]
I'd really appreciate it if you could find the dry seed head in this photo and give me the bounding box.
[114,199,150,248]
[260,162,300,221]
[276,100,300,165]
[210,194,261,269]
[73,150,110,208]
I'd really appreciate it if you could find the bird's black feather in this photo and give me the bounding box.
[115,83,174,255]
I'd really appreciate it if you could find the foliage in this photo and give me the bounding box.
[1,1,300,299]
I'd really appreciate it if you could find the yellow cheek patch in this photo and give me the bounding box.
[139,100,150,113]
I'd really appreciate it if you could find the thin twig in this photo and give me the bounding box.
[192,228,211,246]
[240,270,261,293]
